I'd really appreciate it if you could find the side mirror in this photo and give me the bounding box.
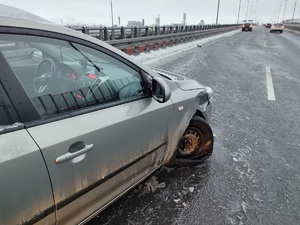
[32,50,43,63]
[152,77,171,103]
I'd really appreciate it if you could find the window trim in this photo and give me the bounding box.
[0,27,152,127]
[0,80,24,135]
[0,48,40,123]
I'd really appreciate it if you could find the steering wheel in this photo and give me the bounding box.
[33,58,56,94]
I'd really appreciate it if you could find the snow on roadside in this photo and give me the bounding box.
[132,29,240,65]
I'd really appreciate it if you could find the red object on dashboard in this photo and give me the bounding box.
[88,74,97,79]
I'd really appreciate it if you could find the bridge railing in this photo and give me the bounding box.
[69,24,240,55]
[284,23,300,32]
[69,24,238,41]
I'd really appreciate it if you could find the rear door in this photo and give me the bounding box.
[0,31,173,224]
[0,64,55,225]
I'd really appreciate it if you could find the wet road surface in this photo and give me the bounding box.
[88,26,300,225]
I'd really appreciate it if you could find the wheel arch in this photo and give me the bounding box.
[195,110,205,120]
[195,109,211,123]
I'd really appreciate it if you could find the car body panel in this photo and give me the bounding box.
[154,68,207,91]
[154,69,212,123]
[26,97,173,224]
[0,129,56,225]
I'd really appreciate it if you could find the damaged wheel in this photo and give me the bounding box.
[177,116,213,163]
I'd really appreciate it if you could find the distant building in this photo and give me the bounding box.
[182,13,186,26]
[155,14,160,26]
[127,21,143,27]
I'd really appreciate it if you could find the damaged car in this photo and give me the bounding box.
[0,4,213,225]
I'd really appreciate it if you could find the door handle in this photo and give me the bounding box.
[55,144,94,163]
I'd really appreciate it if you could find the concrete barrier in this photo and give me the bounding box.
[125,47,135,55]
[138,45,146,53]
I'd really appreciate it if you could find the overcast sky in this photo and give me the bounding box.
[0,0,298,26]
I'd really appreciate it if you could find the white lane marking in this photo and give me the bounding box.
[266,67,276,101]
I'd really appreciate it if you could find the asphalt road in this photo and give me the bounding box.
[88,26,300,225]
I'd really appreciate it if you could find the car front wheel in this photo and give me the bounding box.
[177,116,213,162]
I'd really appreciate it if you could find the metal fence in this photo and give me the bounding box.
[69,24,240,55]
[69,24,238,41]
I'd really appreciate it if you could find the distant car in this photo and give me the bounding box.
[266,23,272,28]
[270,23,284,33]
[0,4,214,225]
[242,22,253,31]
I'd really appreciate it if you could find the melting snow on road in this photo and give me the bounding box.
[139,176,166,195]
[132,29,240,65]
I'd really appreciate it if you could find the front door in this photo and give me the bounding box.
[0,32,173,224]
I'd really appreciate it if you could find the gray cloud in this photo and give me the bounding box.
[0,0,298,26]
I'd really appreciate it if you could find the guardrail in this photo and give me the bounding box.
[70,24,237,40]
[70,24,240,55]
[284,23,300,32]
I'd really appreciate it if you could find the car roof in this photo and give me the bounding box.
[0,4,51,24]
[0,4,87,37]
[0,4,157,78]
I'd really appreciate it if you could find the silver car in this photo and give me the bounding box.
[0,5,213,225]
[270,23,284,33]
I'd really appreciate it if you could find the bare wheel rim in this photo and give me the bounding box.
[178,128,203,155]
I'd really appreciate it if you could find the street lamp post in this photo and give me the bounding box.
[216,0,221,25]
[277,0,283,22]
[245,0,250,21]
[292,0,298,23]
[110,0,114,27]
[250,4,253,20]
[237,0,242,24]
[282,0,288,22]
[249,0,258,21]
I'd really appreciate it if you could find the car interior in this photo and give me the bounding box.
[0,37,146,118]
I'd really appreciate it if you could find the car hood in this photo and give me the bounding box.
[153,68,206,91]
